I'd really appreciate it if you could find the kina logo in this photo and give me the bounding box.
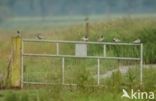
[121,89,155,100]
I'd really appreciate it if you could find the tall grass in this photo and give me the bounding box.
[139,28,156,63]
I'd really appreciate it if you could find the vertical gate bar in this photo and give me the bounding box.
[62,57,65,85]
[21,39,24,88]
[97,58,100,85]
[140,44,143,85]
[56,42,59,55]
[103,44,106,57]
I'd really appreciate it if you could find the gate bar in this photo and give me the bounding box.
[23,53,140,60]
[62,57,65,84]
[140,44,143,85]
[103,45,106,57]
[56,43,59,55]
[97,58,100,85]
[23,39,141,46]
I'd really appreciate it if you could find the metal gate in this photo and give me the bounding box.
[20,39,143,88]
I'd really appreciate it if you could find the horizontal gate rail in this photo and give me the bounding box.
[23,39,141,46]
[23,53,140,60]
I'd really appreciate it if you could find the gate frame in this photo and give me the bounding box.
[10,36,143,88]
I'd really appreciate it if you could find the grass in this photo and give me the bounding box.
[0,66,156,101]
[0,16,156,101]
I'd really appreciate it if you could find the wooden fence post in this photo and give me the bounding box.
[9,36,22,88]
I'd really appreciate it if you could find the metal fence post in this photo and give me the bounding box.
[103,44,106,57]
[140,44,143,85]
[62,57,65,84]
[97,58,100,85]
[56,43,59,55]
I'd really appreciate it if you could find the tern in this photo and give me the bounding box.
[35,33,45,40]
[133,39,141,43]
[97,35,104,42]
[81,35,88,41]
[113,38,121,42]
[17,30,21,37]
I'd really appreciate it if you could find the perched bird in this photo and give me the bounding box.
[81,35,88,41]
[35,33,45,40]
[17,30,21,37]
[97,35,104,42]
[133,39,141,43]
[84,17,89,22]
[113,38,121,42]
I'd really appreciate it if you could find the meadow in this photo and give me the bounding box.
[0,16,156,101]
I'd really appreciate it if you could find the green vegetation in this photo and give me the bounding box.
[0,66,155,101]
[0,17,156,101]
